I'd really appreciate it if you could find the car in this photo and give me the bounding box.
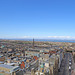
[69,62,71,65]
[69,59,71,62]
[69,66,71,71]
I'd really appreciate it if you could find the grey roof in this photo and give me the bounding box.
[0,64,20,73]
[0,64,13,69]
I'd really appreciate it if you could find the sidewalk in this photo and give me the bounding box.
[71,54,75,75]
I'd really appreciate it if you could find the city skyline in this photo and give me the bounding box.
[0,0,75,39]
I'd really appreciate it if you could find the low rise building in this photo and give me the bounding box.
[0,64,23,75]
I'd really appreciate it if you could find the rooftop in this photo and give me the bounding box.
[0,64,13,69]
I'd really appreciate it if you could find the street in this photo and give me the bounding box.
[58,52,73,75]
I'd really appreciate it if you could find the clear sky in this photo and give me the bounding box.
[0,0,75,39]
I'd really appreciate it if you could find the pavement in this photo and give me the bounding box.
[71,53,75,75]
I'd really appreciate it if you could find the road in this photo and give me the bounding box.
[58,52,72,75]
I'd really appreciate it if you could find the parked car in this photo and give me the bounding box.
[69,62,71,65]
[69,59,71,62]
[69,66,71,71]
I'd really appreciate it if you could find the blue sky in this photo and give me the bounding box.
[0,0,75,39]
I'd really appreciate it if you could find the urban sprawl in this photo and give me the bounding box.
[0,39,75,75]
